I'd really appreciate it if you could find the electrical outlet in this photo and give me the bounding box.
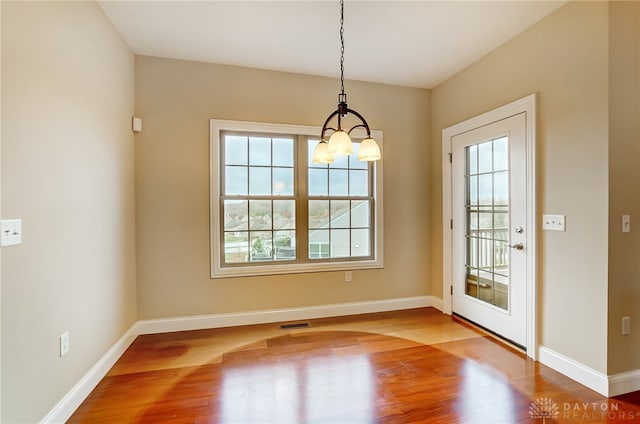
[622,317,631,336]
[345,271,352,282]
[60,331,70,357]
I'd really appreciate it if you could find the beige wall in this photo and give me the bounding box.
[135,56,430,319]
[0,2,3,418]
[1,2,137,422]
[5,1,639,420]
[608,1,640,375]
[430,1,609,372]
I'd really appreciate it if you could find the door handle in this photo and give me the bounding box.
[509,243,524,250]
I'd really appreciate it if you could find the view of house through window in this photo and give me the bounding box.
[212,120,382,277]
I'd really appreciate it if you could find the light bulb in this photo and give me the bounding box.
[357,137,381,161]
[327,130,353,156]
[312,141,334,164]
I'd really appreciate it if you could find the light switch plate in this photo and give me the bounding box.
[622,316,631,336]
[132,117,143,133]
[0,219,22,246]
[622,215,631,233]
[542,214,565,231]
[60,331,70,357]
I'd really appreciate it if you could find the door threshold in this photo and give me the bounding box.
[452,313,526,355]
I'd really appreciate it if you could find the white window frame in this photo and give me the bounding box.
[210,119,384,278]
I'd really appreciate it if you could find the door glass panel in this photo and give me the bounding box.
[468,175,478,205]
[477,142,493,173]
[493,136,509,171]
[467,145,478,174]
[478,175,492,205]
[494,172,508,205]
[465,137,509,310]
[494,210,509,241]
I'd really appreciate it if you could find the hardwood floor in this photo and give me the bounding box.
[69,308,640,423]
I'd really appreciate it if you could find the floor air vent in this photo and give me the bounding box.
[279,322,310,330]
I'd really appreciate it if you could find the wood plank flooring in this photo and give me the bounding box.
[69,308,640,423]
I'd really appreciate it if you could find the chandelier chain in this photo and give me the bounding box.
[313,0,380,163]
[339,0,345,96]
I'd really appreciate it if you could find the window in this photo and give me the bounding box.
[210,120,383,278]
[222,134,296,264]
[307,139,373,259]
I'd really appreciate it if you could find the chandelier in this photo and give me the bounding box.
[312,0,381,164]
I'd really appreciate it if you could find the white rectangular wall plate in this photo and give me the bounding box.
[542,214,565,231]
[622,316,631,336]
[0,219,23,246]
[60,331,70,357]
[132,117,143,133]
[622,215,631,233]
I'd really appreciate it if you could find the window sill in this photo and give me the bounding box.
[211,258,383,279]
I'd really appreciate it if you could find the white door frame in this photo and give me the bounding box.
[442,93,538,360]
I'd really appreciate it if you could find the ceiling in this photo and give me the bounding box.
[98,1,566,89]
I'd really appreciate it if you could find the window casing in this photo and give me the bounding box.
[210,119,383,278]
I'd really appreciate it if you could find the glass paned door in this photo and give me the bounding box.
[465,137,509,310]
[451,113,527,347]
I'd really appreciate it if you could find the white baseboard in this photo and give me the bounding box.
[41,295,438,423]
[430,296,443,312]
[136,295,438,334]
[40,324,139,424]
[539,346,640,397]
[609,369,640,397]
[538,345,609,396]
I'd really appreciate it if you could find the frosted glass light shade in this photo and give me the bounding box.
[327,130,353,156]
[357,137,381,161]
[312,141,334,164]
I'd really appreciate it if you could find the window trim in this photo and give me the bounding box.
[210,119,384,278]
